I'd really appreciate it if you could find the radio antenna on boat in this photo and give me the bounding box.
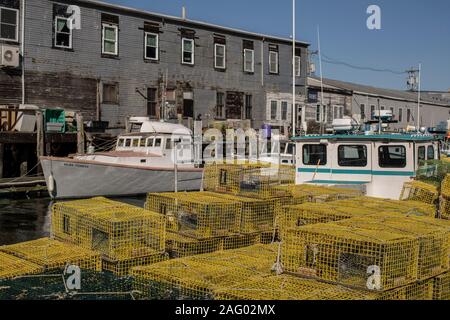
[291,0,296,137]
[317,26,325,135]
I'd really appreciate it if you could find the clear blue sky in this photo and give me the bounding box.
[105,0,450,91]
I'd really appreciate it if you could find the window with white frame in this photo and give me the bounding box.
[269,49,279,74]
[281,101,288,120]
[145,32,158,60]
[0,7,19,41]
[333,106,344,119]
[270,101,278,120]
[102,23,118,55]
[182,38,194,65]
[295,56,301,77]
[244,49,254,73]
[214,43,226,69]
[54,16,72,49]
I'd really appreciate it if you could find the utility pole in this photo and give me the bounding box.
[291,0,296,137]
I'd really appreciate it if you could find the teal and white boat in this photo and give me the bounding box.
[293,133,440,199]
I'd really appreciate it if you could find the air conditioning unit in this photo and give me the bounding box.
[1,45,20,68]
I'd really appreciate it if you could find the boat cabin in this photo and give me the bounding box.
[293,134,439,199]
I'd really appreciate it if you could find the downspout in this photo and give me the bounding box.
[21,0,26,105]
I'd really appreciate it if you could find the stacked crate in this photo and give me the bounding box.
[335,213,449,281]
[0,252,42,280]
[440,174,450,219]
[400,180,439,206]
[131,244,277,300]
[281,222,420,291]
[203,163,295,199]
[52,198,166,276]
[0,238,101,273]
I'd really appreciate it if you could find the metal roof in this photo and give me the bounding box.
[292,134,437,142]
[309,77,449,106]
[77,0,309,46]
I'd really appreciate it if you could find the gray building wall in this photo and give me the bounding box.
[1,0,309,131]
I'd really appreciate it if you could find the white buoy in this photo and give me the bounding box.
[48,174,55,195]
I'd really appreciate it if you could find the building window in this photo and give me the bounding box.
[295,56,301,77]
[0,7,18,42]
[102,83,119,104]
[316,105,321,122]
[102,23,118,56]
[281,101,288,120]
[244,49,254,73]
[338,145,368,167]
[390,107,395,118]
[216,92,224,118]
[360,104,366,120]
[378,146,407,168]
[303,144,327,166]
[333,106,344,120]
[214,43,226,69]
[370,105,376,120]
[147,88,157,117]
[270,101,278,120]
[54,16,72,49]
[245,94,252,120]
[398,108,403,122]
[407,109,411,122]
[182,38,194,65]
[322,105,328,123]
[145,32,158,60]
[269,45,279,74]
[183,97,194,118]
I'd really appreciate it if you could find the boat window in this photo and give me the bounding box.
[418,146,426,163]
[125,139,131,147]
[338,145,367,167]
[118,138,125,147]
[155,138,162,147]
[146,138,154,147]
[287,144,294,155]
[303,144,327,166]
[427,146,435,160]
[140,138,146,147]
[166,139,172,150]
[132,139,139,147]
[378,146,406,168]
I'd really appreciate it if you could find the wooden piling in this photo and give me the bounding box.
[0,143,4,178]
[76,113,85,154]
[36,111,44,174]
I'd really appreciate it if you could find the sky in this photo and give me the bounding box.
[105,0,450,92]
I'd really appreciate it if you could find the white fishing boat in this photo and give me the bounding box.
[293,133,440,199]
[40,120,203,199]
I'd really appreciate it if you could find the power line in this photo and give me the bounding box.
[320,53,407,75]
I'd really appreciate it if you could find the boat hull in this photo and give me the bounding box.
[40,157,203,199]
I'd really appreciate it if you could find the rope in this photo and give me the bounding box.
[0,161,42,185]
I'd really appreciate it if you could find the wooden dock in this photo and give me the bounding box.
[0,176,48,198]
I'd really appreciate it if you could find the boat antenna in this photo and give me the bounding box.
[291,0,296,137]
[317,26,325,135]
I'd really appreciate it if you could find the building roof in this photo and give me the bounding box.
[309,77,449,106]
[76,0,309,46]
[292,133,437,142]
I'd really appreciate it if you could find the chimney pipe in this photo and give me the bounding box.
[182,6,186,20]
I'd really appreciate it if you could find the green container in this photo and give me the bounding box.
[44,109,66,133]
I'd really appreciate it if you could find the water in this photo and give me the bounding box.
[0,196,146,246]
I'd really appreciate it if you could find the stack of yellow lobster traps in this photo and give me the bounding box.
[440,174,450,220]
[52,198,167,276]
[3,161,450,300]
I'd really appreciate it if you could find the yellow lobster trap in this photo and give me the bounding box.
[52,198,166,261]
[0,238,101,272]
[335,213,449,281]
[203,163,295,199]
[400,181,439,206]
[0,252,42,280]
[145,192,241,239]
[282,223,419,291]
